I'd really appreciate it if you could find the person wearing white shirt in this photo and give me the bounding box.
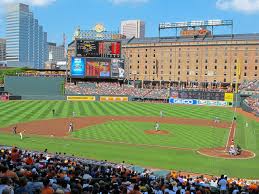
[218,175,228,194]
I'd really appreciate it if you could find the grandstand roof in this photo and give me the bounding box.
[121,33,259,45]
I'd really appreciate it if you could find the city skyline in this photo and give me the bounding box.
[1,0,259,44]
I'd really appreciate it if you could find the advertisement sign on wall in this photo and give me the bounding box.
[169,98,198,105]
[100,96,128,102]
[67,96,96,101]
[224,93,234,102]
[71,58,85,77]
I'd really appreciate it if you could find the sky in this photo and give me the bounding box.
[1,0,259,44]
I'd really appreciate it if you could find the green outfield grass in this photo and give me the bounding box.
[0,101,258,178]
[72,121,228,149]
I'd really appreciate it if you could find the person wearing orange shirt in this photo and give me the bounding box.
[41,178,54,194]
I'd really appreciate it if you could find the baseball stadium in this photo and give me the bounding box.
[0,20,259,193]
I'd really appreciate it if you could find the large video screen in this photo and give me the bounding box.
[111,59,125,78]
[71,57,124,79]
[76,40,121,58]
[70,57,85,77]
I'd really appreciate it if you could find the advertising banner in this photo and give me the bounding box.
[99,61,110,77]
[169,98,198,105]
[70,58,85,77]
[111,59,125,78]
[100,96,128,102]
[224,93,234,102]
[67,96,96,101]
[86,61,100,77]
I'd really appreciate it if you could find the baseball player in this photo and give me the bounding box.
[19,130,25,140]
[155,122,160,131]
[12,126,17,134]
[52,109,55,117]
[68,122,73,133]
[160,110,163,118]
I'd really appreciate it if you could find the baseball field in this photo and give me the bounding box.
[0,100,258,178]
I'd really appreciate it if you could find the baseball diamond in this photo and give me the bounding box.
[0,100,258,178]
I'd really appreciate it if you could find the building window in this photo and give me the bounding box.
[145,71,147,74]
[153,61,156,63]
[137,65,139,69]
[224,78,226,82]
[234,59,237,63]
[255,59,258,63]
[130,54,132,57]
[215,59,217,63]
[145,61,147,63]
[215,66,217,70]
[153,71,155,74]
[153,66,155,69]
[170,65,172,69]
[145,65,147,69]
[187,65,190,69]
[205,66,208,69]
[170,59,172,63]
[196,59,199,63]
[234,65,237,70]
[225,60,227,63]
[145,54,147,57]
[187,60,189,63]
[154,49,155,52]
[224,73,227,76]
[178,59,181,63]
[245,66,247,70]
[153,54,155,57]
[255,66,258,70]
[146,49,148,51]
[169,72,171,75]
[178,71,180,75]
[187,71,189,75]
[178,65,180,69]
[205,59,208,63]
[138,54,140,57]
[138,61,140,63]
[245,59,247,63]
[196,66,198,70]
[195,72,198,75]
[130,66,132,69]
[244,72,247,76]
[234,73,236,76]
[255,74,258,77]
[224,66,227,70]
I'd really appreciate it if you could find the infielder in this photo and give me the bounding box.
[19,130,25,140]
[12,126,17,134]
[69,122,74,133]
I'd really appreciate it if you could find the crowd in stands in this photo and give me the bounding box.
[0,146,259,194]
[65,82,168,99]
[244,97,259,114]
[239,80,259,92]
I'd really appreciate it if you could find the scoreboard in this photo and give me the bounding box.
[76,40,121,58]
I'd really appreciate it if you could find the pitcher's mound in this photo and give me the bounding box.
[144,130,169,135]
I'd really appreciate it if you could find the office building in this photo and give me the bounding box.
[0,38,6,61]
[48,42,66,62]
[120,20,145,38]
[6,3,48,68]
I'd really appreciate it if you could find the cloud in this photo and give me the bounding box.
[216,0,259,13]
[1,0,56,6]
[109,0,149,5]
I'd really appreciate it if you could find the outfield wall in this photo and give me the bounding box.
[4,76,65,100]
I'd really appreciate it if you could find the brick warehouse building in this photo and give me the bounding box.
[68,33,259,87]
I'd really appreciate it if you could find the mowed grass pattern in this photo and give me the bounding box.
[72,121,228,149]
[0,101,234,128]
[0,100,258,178]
